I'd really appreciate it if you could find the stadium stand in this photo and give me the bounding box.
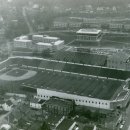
[54,51,107,66]
[17,70,123,100]
[7,57,130,80]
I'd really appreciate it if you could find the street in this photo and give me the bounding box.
[121,103,130,130]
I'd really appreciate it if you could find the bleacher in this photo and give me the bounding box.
[8,57,130,80]
[63,63,130,80]
[54,51,107,66]
[20,70,123,100]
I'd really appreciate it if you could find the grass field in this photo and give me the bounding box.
[6,69,28,77]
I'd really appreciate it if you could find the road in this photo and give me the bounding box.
[121,103,130,130]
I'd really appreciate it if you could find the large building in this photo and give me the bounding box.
[0,57,130,111]
[14,36,32,49]
[76,29,102,42]
[13,35,64,52]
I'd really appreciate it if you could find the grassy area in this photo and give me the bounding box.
[6,69,28,77]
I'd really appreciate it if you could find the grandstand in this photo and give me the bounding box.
[54,51,107,66]
[0,57,129,110]
[8,57,130,80]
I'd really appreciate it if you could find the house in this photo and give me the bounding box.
[44,98,74,115]
[46,115,65,129]
[56,119,77,130]
[83,125,97,130]
[0,124,11,130]
[30,98,45,109]
[2,100,13,111]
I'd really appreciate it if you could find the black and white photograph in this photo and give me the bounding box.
[0,0,130,130]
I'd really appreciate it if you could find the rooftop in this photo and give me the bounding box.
[76,29,102,35]
[22,70,123,100]
[45,98,73,108]
[56,119,75,130]
[44,36,59,40]
[46,115,64,125]
[54,40,64,45]
[36,42,52,46]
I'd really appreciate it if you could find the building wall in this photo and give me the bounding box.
[37,89,111,110]
[14,40,32,49]
[43,37,59,43]
[36,44,52,52]
[30,102,41,109]
[54,41,64,51]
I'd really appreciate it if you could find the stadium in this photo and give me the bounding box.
[0,56,129,111]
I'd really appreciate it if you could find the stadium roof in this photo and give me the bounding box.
[21,70,123,100]
[76,29,102,35]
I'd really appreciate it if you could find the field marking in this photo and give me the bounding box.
[0,68,37,81]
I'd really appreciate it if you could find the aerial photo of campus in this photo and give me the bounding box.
[1,0,130,130]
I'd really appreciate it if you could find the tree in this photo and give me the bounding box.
[41,49,51,57]
[40,121,50,130]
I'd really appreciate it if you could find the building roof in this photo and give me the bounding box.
[33,35,43,38]
[76,29,102,35]
[36,42,52,46]
[14,39,32,43]
[45,98,73,108]
[56,119,75,130]
[0,124,11,130]
[44,36,59,40]
[28,70,123,100]
[46,115,64,125]
[54,40,64,45]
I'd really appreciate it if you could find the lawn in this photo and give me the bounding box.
[6,69,28,77]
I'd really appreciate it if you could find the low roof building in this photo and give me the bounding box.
[76,29,102,35]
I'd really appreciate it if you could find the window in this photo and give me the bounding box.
[99,102,100,104]
[86,101,87,103]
